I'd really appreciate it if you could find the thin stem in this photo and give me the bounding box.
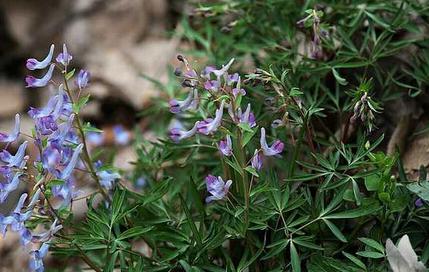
[62,75,109,201]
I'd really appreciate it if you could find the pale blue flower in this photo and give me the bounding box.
[26,44,55,70]
[25,64,55,88]
[205,175,232,203]
[0,114,20,143]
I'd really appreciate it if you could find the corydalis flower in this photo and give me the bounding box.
[0,114,20,143]
[77,69,90,90]
[197,100,225,135]
[0,141,28,168]
[205,175,232,203]
[26,44,54,70]
[96,161,121,190]
[25,64,55,88]
[113,125,130,145]
[251,149,263,170]
[169,89,198,113]
[59,144,83,180]
[232,76,246,97]
[0,173,22,203]
[260,128,284,156]
[239,104,256,128]
[386,234,426,272]
[169,121,199,142]
[56,44,72,66]
[29,242,50,272]
[201,59,235,80]
[219,135,232,156]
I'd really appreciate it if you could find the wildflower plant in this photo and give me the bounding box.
[2,0,429,271]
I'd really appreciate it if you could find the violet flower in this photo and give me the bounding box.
[205,175,232,203]
[56,44,72,66]
[29,242,50,272]
[25,64,55,88]
[202,59,235,79]
[260,128,284,156]
[169,121,199,142]
[26,44,55,70]
[251,149,263,170]
[219,135,233,156]
[97,169,121,190]
[197,100,225,135]
[87,132,104,146]
[0,141,28,168]
[113,125,130,145]
[76,69,90,89]
[169,89,198,113]
[31,219,62,243]
[204,80,220,92]
[239,104,256,128]
[226,73,239,86]
[59,144,83,180]
[0,114,20,143]
[415,198,424,208]
[28,86,65,119]
[0,173,22,203]
[231,76,246,97]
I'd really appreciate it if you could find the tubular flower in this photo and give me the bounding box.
[205,175,232,203]
[59,144,83,180]
[219,135,233,156]
[26,44,55,70]
[197,100,225,135]
[0,114,21,143]
[31,219,62,243]
[251,149,263,170]
[56,44,72,66]
[202,59,235,80]
[231,76,246,97]
[25,64,55,88]
[76,69,90,89]
[169,89,198,113]
[0,173,22,203]
[169,121,199,142]
[260,128,284,156]
[0,141,28,168]
[239,104,256,128]
[29,242,50,272]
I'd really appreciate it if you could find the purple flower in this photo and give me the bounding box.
[202,59,235,80]
[31,219,62,243]
[169,89,198,113]
[226,73,239,86]
[56,44,72,66]
[251,149,263,170]
[25,64,55,88]
[26,44,55,70]
[197,100,225,135]
[205,175,232,203]
[169,121,199,142]
[204,80,220,92]
[113,125,130,145]
[231,75,246,97]
[260,128,284,156]
[219,135,233,156]
[59,144,83,180]
[42,145,61,173]
[29,242,50,272]
[28,86,65,119]
[239,104,256,128]
[96,161,121,190]
[271,119,284,128]
[76,69,90,90]
[415,198,424,208]
[0,173,22,203]
[135,177,146,189]
[87,132,104,146]
[0,141,28,168]
[0,114,20,143]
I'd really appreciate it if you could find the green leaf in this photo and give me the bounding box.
[180,194,203,247]
[358,237,384,253]
[364,174,381,191]
[118,226,154,241]
[332,68,348,85]
[73,94,90,113]
[290,242,301,272]
[244,166,259,177]
[356,251,385,259]
[342,251,367,270]
[323,219,347,242]
[407,181,429,201]
[65,68,76,80]
[324,203,381,219]
[238,122,253,132]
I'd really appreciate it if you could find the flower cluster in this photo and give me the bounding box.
[0,43,111,271]
[168,56,284,202]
